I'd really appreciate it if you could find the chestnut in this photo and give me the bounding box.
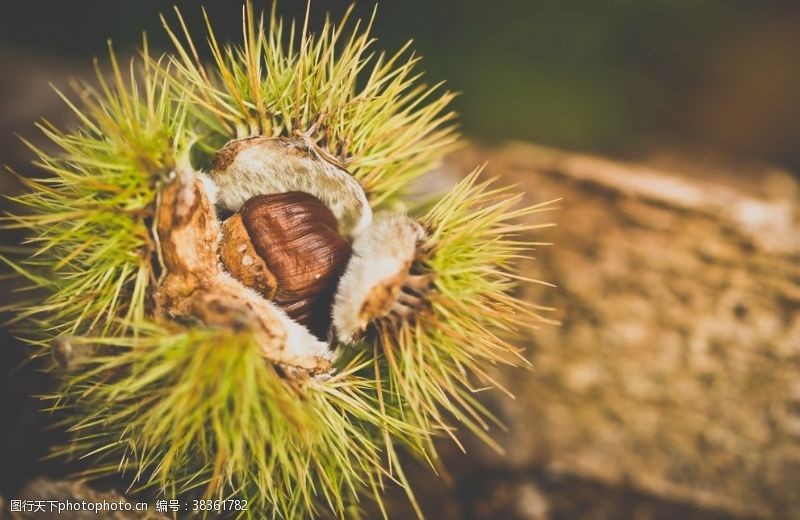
[219,191,352,340]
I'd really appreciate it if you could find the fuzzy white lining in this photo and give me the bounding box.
[213,139,372,237]
[332,214,423,343]
[198,172,219,206]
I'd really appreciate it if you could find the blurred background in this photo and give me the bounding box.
[2,0,800,171]
[1,1,799,519]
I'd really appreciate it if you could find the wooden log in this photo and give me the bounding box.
[441,143,800,518]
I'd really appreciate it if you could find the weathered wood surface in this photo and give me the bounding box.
[437,143,800,518]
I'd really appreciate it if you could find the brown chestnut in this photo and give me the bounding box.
[219,191,352,340]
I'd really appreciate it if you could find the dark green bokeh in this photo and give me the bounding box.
[2,0,799,166]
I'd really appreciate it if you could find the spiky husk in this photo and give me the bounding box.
[2,44,186,339]
[50,325,419,518]
[1,43,409,517]
[163,3,459,207]
[376,169,558,453]
[3,4,553,519]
